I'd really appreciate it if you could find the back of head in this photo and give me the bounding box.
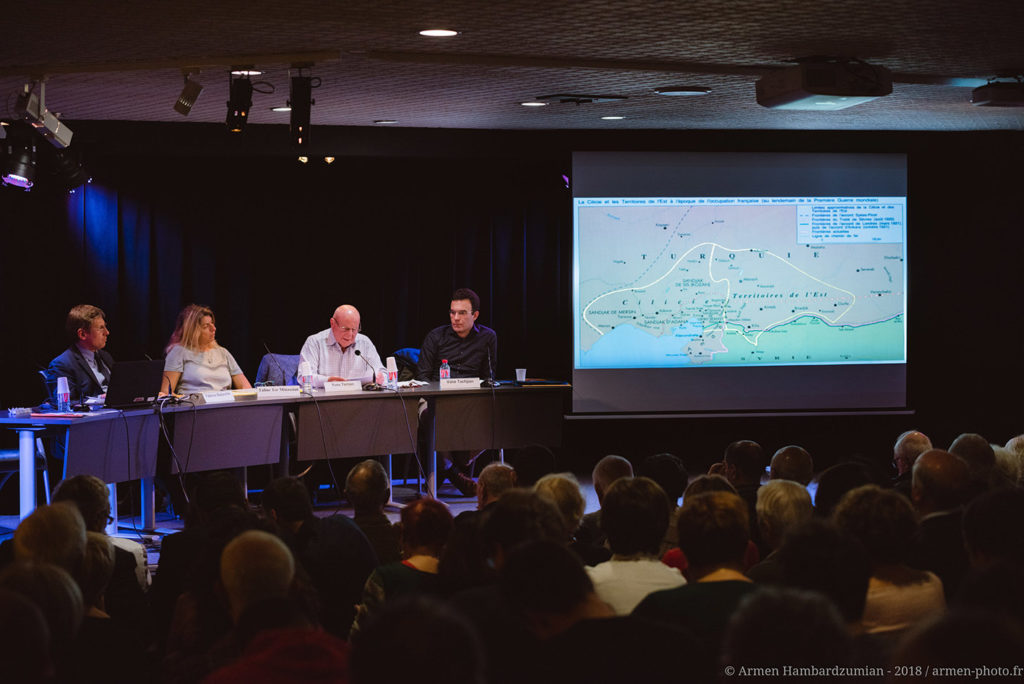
[813,462,873,518]
[482,489,567,559]
[638,452,688,505]
[344,459,390,514]
[769,445,814,486]
[533,473,585,541]
[962,487,1024,567]
[351,595,484,684]
[0,588,52,684]
[832,484,917,566]
[724,440,765,485]
[600,476,670,556]
[683,473,737,501]
[677,491,749,574]
[0,561,84,659]
[507,444,555,488]
[911,449,969,512]
[261,476,313,524]
[776,518,870,623]
[14,502,87,573]
[592,455,633,502]
[52,475,110,533]
[188,470,248,528]
[400,498,454,557]
[723,587,852,674]
[477,463,517,503]
[950,432,996,489]
[894,430,933,475]
[894,609,1024,676]
[79,532,115,609]
[500,540,594,619]
[220,530,296,620]
[755,479,813,549]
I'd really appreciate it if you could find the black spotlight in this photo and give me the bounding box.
[1,130,37,190]
[289,76,313,147]
[226,74,253,132]
[52,146,91,191]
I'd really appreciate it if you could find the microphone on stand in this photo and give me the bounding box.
[480,347,498,388]
[355,350,383,391]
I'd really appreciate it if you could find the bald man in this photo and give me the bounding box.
[892,430,932,497]
[769,445,814,486]
[908,449,970,600]
[298,304,385,388]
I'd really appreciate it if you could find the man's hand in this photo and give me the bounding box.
[328,376,346,382]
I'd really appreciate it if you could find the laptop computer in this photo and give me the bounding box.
[103,360,165,409]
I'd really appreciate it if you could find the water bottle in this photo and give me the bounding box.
[56,376,71,412]
[439,359,450,380]
[298,361,313,394]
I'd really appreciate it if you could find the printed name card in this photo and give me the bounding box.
[256,386,303,400]
[200,390,235,404]
[322,381,364,394]
[440,377,480,390]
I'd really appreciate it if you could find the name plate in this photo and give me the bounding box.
[323,381,364,394]
[200,390,235,404]
[256,385,303,400]
[440,377,480,390]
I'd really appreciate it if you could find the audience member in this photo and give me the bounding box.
[769,445,814,486]
[991,443,1021,488]
[833,484,945,636]
[204,627,350,684]
[715,440,766,550]
[662,475,759,574]
[586,477,686,614]
[633,491,758,654]
[1005,434,1024,485]
[907,449,970,599]
[534,472,610,566]
[9,501,87,575]
[0,561,84,679]
[961,486,1024,569]
[949,432,996,499]
[52,474,148,626]
[261,476,377,638]
[352,497,453,635]
[0,588,53,684]
[344,459,402,564]
[351,595,484,684]
[577,454,633,547]
[638,452,688,554]
[892,430,933,497]
[746,479,813,583]
[813,461,874,517]
[475,462,517,510]
[893,609,1024,683]
[723,587,853,679]
[220,530,296,623]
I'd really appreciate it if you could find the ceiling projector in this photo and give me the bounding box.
[13,83,73,148]
[971,81,1024,106]
[756,61,893,111]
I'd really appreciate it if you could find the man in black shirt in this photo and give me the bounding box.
[416,288,498,496]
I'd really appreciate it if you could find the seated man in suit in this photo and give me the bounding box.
[45,304,113,405]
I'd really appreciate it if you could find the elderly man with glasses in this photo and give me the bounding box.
[298,304,385,387]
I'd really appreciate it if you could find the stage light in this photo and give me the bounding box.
[52,146,90,190]
[173,74,204,116]
[226,74,253,132]
[1,134,37,190]
[13,82,73,148]
[324,156,335,164]
[289,75,314,147]
[297,156,309,164]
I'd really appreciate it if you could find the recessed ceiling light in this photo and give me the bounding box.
[230,68,263,76]
[297,156,309,164]
[601,116,625,120]
[419,29,459,37]
[654,86,712,96]
[324,156,336,164]
[521,101,548,107]
[374,119,398,124]
[271,105,291,112]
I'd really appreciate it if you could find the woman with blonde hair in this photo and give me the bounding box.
[162,304,251,394]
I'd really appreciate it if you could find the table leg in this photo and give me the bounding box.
[106,483,117,535]
[141,477,155,531]
[18,429,37,520]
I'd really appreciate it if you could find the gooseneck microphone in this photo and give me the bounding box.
[481,347,498,388]
[354,349,383,391]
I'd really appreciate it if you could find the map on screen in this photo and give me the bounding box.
[575,197,906,370]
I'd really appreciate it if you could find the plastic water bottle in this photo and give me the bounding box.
[298,361,313,394]
[439,359,450,380]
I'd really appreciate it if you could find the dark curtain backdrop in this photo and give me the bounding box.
[1,125,1022,475]
[1,152,571,409]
